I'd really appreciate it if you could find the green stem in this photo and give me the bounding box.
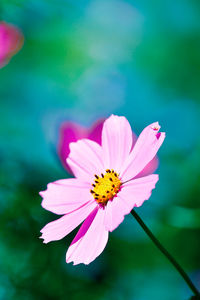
[131,209,200,298]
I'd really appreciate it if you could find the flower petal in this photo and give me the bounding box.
[102,115,133,173]
[57,121,87,172]
[0,22,24,68]
[104,196,129,232]
[40,201,97,244]
[120,122,165,181]
[104,174,159,231]
[40,178,92,215]
[66,207,108,265]
[135,156,159,179]
[88,119,104,145]
[120,174,159,208]
[67,139,104,182]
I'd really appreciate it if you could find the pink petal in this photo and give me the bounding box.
[131,132,138,148]
[40,201,97,244]
[58,119,104,173]
[57,122,87,173]
[40,178,92,215]
[66,207,108,265]
[104,174,159,232]
[135,156,159,179]
[67,139,104,183]
[88,119,105,145]
[120,122,165,181]
[0,22,23,68]
[102,115,133,173]
[130,130,158,178]
[120,174,159,208]
[104,196,129,232]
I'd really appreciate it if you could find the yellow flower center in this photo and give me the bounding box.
[90,169,122,206]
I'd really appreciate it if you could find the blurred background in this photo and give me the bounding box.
[0,0,200,299]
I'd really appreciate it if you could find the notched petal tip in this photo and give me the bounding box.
[150,122,165,144]
[66,258,83,266]
[68,141,77,153]
[40,198,48,211]
[107,114,127,122]
[150,121,160,131]
[136,174,159,207]
[153,173,159,183]
[39,234,48,244]
[68,139,89,152]
[150,122,166,141]
[39,190,45,198]
[66,254,76,265]
[66,256,94,266]
[39,184,50,198]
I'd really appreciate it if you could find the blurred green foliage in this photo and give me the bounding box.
[0,0,200,299]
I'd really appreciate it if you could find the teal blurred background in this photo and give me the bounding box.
[0,0,200,299]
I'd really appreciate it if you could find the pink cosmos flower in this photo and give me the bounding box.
[40,115,165,265]
[0,21,24,68]
[58,119,104,173]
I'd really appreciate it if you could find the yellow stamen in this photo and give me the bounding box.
[90,169,121,206]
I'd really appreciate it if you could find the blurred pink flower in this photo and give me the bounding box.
[0,21,24,68]
[40,115,165,265]
[58,119,104,173]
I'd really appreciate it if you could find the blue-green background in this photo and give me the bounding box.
[0,1,200,299]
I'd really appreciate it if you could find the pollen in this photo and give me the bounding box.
[90,169,121,206]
